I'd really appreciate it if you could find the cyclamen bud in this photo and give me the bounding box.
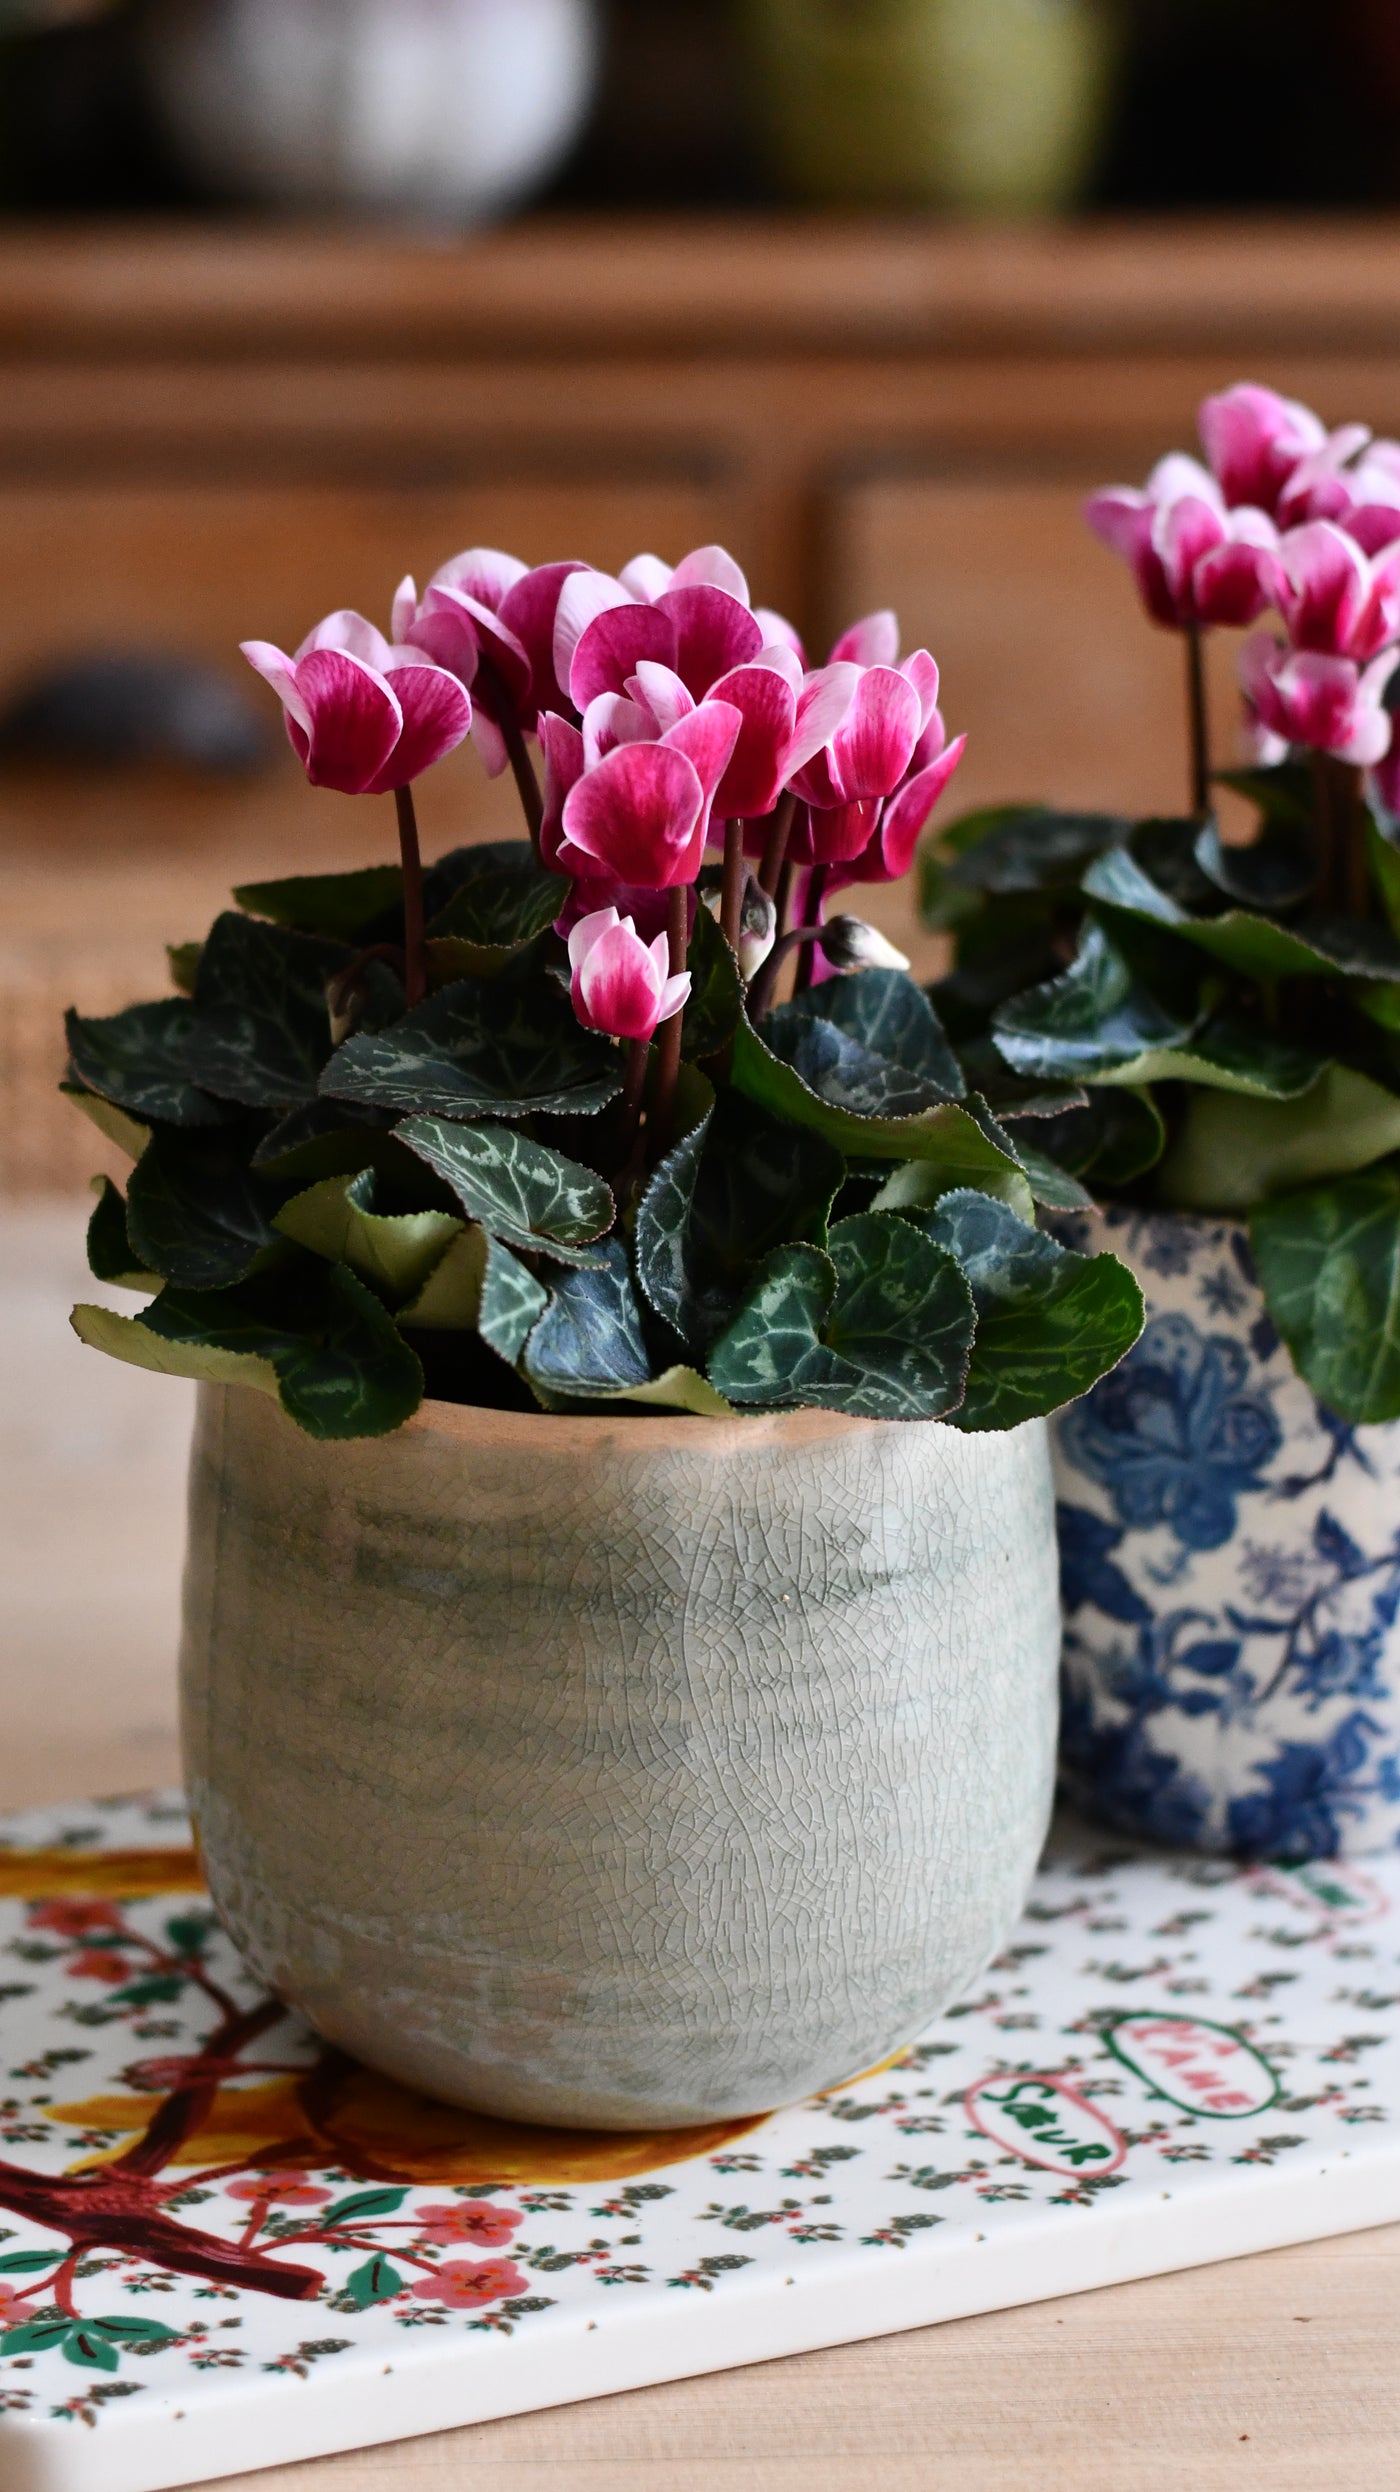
[818,916,912,974]
[703,875,777,978]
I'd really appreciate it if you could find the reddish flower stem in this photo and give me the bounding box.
[394,784,427,1011]
[792,865,828,994]
[745,924,826,1022]
[474,655,543,857]
[1186,624,1210,818]
[758,791,798,897]
[720,819,746,953]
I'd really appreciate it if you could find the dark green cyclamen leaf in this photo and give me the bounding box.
[992,920,1200,1082]
[426,844,569,952]
[943,806,1132,896]
[1251,1166,1400,1423]
[708,1213,975,1420]
[1158,1066,1400,1211]
[522,1237,651,1397]
[74,1262,424,1440]
[916,1188,1144,1430]
[65,999,224,1128]
[322,978,622,1123]
[731,1017,1024,1186]
[635,1090,845,1351]
[963,1100,1094,1211]
[1193,817,1316,913]
[234,863,406,942]
[1084,842,1400,983]
[1026,1086,1167,1186]
[397,1117,614,1266]
[1215,762,1315,832]
[86,1175,160,1290]
[767,968,965,1100]
[252,1098,401,1184]
[184,913,350,1108]
[126,1124,282,1291]
[680,901,743,1060]
[1086,1011,1328,1100]
[167,940,203,996]
[397,1225,549,1363]
[273,1168,462,1303]
[953,1036,1088,1123]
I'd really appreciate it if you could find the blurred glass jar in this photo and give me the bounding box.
[741,0,1117,215]
[142,0,600,223]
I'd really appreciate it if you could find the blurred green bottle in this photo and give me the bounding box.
[742,0,1118,215]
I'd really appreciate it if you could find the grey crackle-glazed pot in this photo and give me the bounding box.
[180,1385,1060,2129]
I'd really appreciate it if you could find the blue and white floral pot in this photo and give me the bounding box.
[1050,1205,1400,1860]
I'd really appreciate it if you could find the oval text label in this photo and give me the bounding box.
[1104,2012,1279,2118]
[965,2072,1127,2177]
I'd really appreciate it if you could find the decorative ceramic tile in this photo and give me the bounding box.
[2,1795,1398,2492]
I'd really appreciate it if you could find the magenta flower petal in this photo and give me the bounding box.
[829,610,899,667]
[1154,493,1227,610]
[554,569,634,698]
[582,691,654,767]
[427,546,529,613]
[706,663,797,818]
[540,713,585,868]
[497,560,589,715]
[787,662,861,781]
[1199,383,1327,515]
[569,909,690,1041]
[655,585,763,699]
[876,735,968,878]
[241,640,313,742]
[294,609,395,670]
[286,647,403,794]
[571,601,676,711]
[830,665,921,801]
[626,661,696,734]
[619,552,675,602]
[391,575,419,644]
[669,543,751,604]
[364,660,473,793]
[662,697,744,809]
[1276,521,1368,655]
[1192,538,1279,628]
[562,740,705,888]
[754,606,808,665]
[807,798,881,865]
[899,648,942,734]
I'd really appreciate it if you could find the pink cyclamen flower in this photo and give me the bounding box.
[396,550,587,774]
[568,908,691,1043]
[415,2202,523,2250]
[410,2258,527,2311]
[827,707,968,889]
[802,649,965,875]
[1198,383,1331,516]
[1085,455,1279,631]
[1273,521,1400,664]
[1239,631,1397,767]
[558,699,742,888]
[242,612,472,796]
[1279,436,1400,557]
[225,2177,332,2208]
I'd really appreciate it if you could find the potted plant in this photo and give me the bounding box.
[64,542,1141,2129]
[924,383,1400,1860]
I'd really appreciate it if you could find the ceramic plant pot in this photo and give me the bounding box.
[180,1386,1060,2130]
[742,0,1116,215]
[143,0,600,224]
[1051,1205,1400,1860]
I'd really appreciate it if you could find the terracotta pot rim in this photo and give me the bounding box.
[393,1394,907,1457]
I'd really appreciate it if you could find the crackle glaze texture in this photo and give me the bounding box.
[1051,1205,1400,1861]
[180,1388,1059,2129]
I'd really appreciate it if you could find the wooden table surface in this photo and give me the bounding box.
[3,1204,1399,2491]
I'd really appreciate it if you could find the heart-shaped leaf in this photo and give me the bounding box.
[235,863,406,942]
[1085,1012,1327,1100]
[274,1167,463,1302]
[397,1117,614,1265]
[126,1123,283,1291]
[62,1083,152,1162]
[680,901,743,1060]
[322,979,622,1123]
[1084,842,1400,984]
[426,844,568,955]
[708,1211,975,1419]
[992,919,1201,1082]
[1159,1065,1400,1209]
[252,1098,402,1184]
[86,1175,161,1291]
[183,914,350,1108]
[397,1225,548,1364]
[73,1262,423,1439]
[732,1018,1024,1185]
[943,805,1131,896]
[1021,1086,1166,1186]
[521,1237,652,1398]
[766,967,965,1103]
[915,1189,1143,1430]
[1251,1165,1400,1423]
[65,1000,223,1128]
[635,1091,844,1350]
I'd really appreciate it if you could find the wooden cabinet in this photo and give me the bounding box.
[6,215,1400,1190]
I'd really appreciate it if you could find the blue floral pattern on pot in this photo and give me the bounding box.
[1050,1205,1400,1860]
